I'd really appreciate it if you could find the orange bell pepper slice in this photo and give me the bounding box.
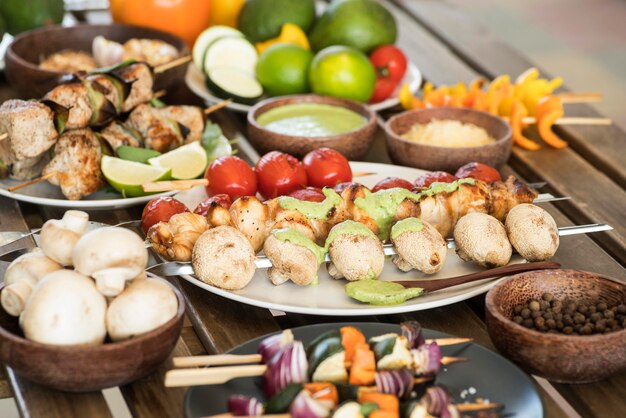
[535,96,568,149]
[510,101,541,150]
[399,84,424,109]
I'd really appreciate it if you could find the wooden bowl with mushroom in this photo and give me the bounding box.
[485,269,626,383]
[0,276,185,392]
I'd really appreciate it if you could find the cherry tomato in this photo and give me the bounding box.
[141,196,188,234]
[205,156,257,200]
[455,162,502,184]
[288,187,326,202]
[414,171,458,189]
[371,177,414,192]
[369,45,408,103]
[302,148,352,188]
[193,194,233,216]
[255,151,308,199]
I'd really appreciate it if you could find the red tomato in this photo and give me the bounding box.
[141,196,188,234]
[414,171,458,189]
[205,156,257,200]
[455,162,502,184]
[193,194,233,216]
[288,187,326,202]
[369,45,408,103]
[255,151,308,199]
[371,177,414,193]
[302,148,352,188]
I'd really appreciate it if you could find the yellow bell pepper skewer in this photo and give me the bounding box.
[510,101,541,151]
[399,83,424,109]
[535,96,568,149]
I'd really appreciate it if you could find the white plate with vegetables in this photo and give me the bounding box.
[172,161,526,316]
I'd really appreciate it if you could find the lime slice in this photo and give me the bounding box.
[116,146,161,163]
[101,156,171,197]
[147,141,208,180]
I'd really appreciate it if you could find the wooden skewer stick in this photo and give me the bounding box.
[426,337,472,346]
[440,356,468,366]
[142,179,208,193]
[520,116,612,126]
[352,171,377,178]
[165,364,267,387]
[152,90,167,99]
[555,92,602,103]
[7,172,56,192]
[204,99,233,115]
[206,414,289,418]
[153,55,192,74]
[0,133,7,141]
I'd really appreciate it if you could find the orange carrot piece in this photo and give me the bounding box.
[369,411,400,418]
[349,342,376,386]
[359,392,399,413]
[303,382,339,406]
[340,326,366,365]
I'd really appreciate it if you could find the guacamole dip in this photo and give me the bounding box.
[256,103,367,137]
[346,280,424,305]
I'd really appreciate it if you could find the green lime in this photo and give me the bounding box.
[309,46,376,102]
[116,146,161,164]
[101,156,171,197]
[147,141,208,180]
[256,44,314,97]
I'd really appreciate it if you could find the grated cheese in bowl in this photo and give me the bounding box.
[401,119,495,148]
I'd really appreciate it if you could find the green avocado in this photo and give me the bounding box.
[237,0,316,43]
[0,0,64,35]
[309,0,397,53]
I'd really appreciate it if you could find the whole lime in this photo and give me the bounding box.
[0,0,64,35]
[238,0,316,43]
[256,43,314,97]
[309,46,376,103]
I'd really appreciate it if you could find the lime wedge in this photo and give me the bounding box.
[116,146,161,163]
[101,155,171,197]
[147,141,208,180]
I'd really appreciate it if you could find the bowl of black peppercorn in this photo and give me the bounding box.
[485,269,626,383]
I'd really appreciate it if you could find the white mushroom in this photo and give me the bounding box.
[1,249,62,316]
[263,229,323,286]
[390,218,448,274]
[40,210,89,266]
[505,204,559,261]
[453,212,512,268]
[192,226,256,290]
[20,270,107,346]
[72,227,148,297]
[106,277,178,341]
[326,221,385,281]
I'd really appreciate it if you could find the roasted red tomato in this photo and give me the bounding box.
[302,148,352,188]
[414,171,458,189]
[371,177,414,192]
[193,194,233,216]
[369,45,408,103]
[205,156,257,199]
[455,162,502,183]
[288,187,326,202]
[255,151,308,199]
[141,196,188,233]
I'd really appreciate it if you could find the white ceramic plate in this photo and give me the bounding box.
[185,61,422,113]
[173,161,523,316]
[0,179,174,210]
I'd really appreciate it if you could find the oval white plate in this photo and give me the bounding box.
[174,161,523,316]
[0,179,174,210]
[185,61,422,113]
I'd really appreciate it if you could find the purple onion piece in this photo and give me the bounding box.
[401,321,426,349]
[258,329,295,365]
[290,390,331,418]
[374,369,414,399]
[424,386,453,416]
[263,341,308,397]
[411,342,442,375]
[227,395,264,416]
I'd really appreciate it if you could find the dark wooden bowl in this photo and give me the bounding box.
[5,24,190,98]
[0,277,185,392]
[247,95,378,160]
[485,269,626,383]
[384,107,512,172]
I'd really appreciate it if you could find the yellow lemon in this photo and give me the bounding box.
[210,0,245,27]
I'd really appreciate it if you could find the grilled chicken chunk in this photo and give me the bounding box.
[157,105,204,142]
[0,100,58,162]
[43,129,105,200]
[127,104,183,152]
[9,153,51,181]
[100,121,141,150]
[118,63,154,112]
[122,39,178,67]
[44,83,93,129]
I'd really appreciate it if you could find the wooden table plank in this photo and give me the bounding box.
[393,0,626,189]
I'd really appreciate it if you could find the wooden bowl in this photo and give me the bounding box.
[247,95,377,160]
[485,269,626,383]
[384,107,512,172]
[0,277,185,392]
[5,23,190,98]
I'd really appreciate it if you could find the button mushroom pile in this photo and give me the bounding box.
[1,210,178,346]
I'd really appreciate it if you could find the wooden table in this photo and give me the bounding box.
[1,1,625,417]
